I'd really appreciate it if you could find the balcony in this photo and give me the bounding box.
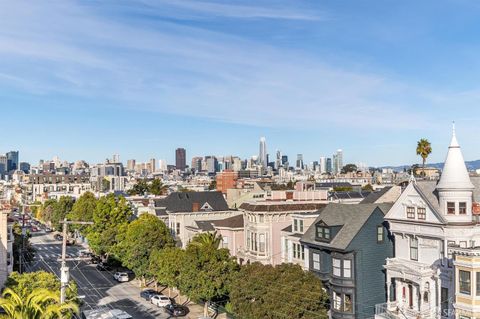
[375,302,439,319]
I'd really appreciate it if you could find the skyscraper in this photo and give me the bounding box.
[6,151,18,172]
[175,148,186,171]
[258,137,267,168]
[0,155,6,175]
[296,154,304,170]
[334,149,343,174]
[127,159,136,171]
[149,158,156,173]
[319,157,326,174]
[326,158,332,174]
[275,150,282,170]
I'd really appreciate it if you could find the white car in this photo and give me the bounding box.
[150,295,171,307]
[113,272,129,282]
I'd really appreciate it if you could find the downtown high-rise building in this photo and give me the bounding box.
[175,148,186,171]
[275,150,282,170]
[6,151,18,172]
[0,155,7,176]
[332,149,343,174]
[326,158,332,174]
[127,159,136,171]
[149,158,156,173]
[258,137,267,168]
[296,154,304,170]
[319,156,327,174]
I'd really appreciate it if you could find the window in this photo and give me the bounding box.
[459,202,467,214]
[312,253,320,271]
[316,226,330,240]
[259,234,265,253]
[441,288,449,316]
[417,207,426,220]
[176,223,181,235]
[439,241,445,262]
[247,231,251,249]
[293,219,298,232]
[258,214,264,222]
[459,316,471,319]
[460,241,467,248]
[410,238,418,261]
[476,272,480,296]
[377,225,384,243]
[447,202,455,214]
[344,294,352,313]
[222,236,229,249]
[299,219,304,232]
[300,245,305,260]
[406,206,415,219]
[459,270,471,295]
[333,291,341,310]
[343,259,352,278]
[333,258,341,276]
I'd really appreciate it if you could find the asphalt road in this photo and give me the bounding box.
[28,231,173,318]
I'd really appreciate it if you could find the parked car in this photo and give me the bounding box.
[150,295,171,307]
[45,227,52,232]
[113,272,129,282]
[96,262,112,271]
[88,255,101,265]
[164,304,189,317]
[30,226,38,232]
[140,289,160,301]
[54,234,63,241]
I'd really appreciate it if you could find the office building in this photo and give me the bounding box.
[191,157,203,172]
[6,151,18,172]
[326,158,332,174]
[175,148,186,171]
[149,158,156,173]
[19,162,30,174]
[127,159,136,171]
[259,137,267,168]
[0,156,6,176]
[296,154,304,170]
[319,157,327,174]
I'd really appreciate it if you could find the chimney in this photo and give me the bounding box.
[192,202,200,212]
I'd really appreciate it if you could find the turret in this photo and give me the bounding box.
[436,123,474,223]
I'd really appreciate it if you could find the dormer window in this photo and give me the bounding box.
[316,226,330,241]
[447,202,455,214]
[417,207,426,220]
[293,219,304,233]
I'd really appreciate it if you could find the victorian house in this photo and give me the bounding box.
[375,127,480,319]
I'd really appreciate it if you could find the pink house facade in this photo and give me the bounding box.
[237,201,327,266]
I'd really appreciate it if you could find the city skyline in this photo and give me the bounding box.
[3,1,480,165]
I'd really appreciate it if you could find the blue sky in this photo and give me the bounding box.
[1,0,480,166]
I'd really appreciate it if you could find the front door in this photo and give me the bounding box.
[408,284,413,309]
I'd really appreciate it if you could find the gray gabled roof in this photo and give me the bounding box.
[212,214,244,229]
[301,203,393,251]
[153,191,229,214]
[360,187,392,204]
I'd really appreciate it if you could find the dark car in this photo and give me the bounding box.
[88,255,101,265]
[54,234,63,241]
[140,289,160,301]
[96,262,112,271]
[164,304,189,317]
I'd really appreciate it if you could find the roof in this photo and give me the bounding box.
[316,182,353,188]
[301,203,393,251]
[281,224,292,232]
[153,191,229,214]
[212,214,244,229]
[195,220,217,231]
[360,187,392,204]
[329,191,371,200]
[436,128,474,190]
[239,202,326,212]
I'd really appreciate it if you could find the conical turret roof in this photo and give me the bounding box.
[436,124,474,190]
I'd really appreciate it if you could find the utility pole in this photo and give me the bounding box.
[59,218,93,304]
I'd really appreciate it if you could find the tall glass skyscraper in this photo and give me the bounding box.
[258,137,267,168]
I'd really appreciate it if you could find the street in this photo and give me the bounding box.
[28,231,173,318]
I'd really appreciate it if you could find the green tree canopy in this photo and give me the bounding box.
[39,199,57,225]
[188,231,222,251]
[149,247,185,288]
[416,138,432,172]
[149,179,168,196]
[115,213,174,278]
[66,192,97,235]
[341,164,358,174]
[230,263,328,319]
[178,244,239,313]
[362,184,374,192]
[51,197,74,231]
[86,194,132,255]
[5,271,78,302]
[0,288,78,319]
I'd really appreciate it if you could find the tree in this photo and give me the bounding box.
[101,178,110,192]
[115,214,174,281]
[12,223,35,271]
[51,197,74,231]
[39,199,57,225]
[66,192,97,235]
[179,244,239,316]
[208,180,217,191]
[86,194,132,256]
[5,271,78,302]
[149,247,185,293]
[189,231,222,250]
[341,164,358,174]
[0,288,78,319]
[416,138,432,173]
[149,179,168,196]
[127,179,149,196]
[362,184,374,192]
[230,263,328,319]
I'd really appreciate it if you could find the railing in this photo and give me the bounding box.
[375,303,438,319]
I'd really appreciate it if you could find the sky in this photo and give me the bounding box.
[1,0,480,167]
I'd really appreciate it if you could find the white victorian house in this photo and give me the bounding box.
[376,126,480,319]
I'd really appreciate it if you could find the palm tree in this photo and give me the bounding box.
[189,231,222,250]
[416,139,432,175]
[0,288,78,319]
